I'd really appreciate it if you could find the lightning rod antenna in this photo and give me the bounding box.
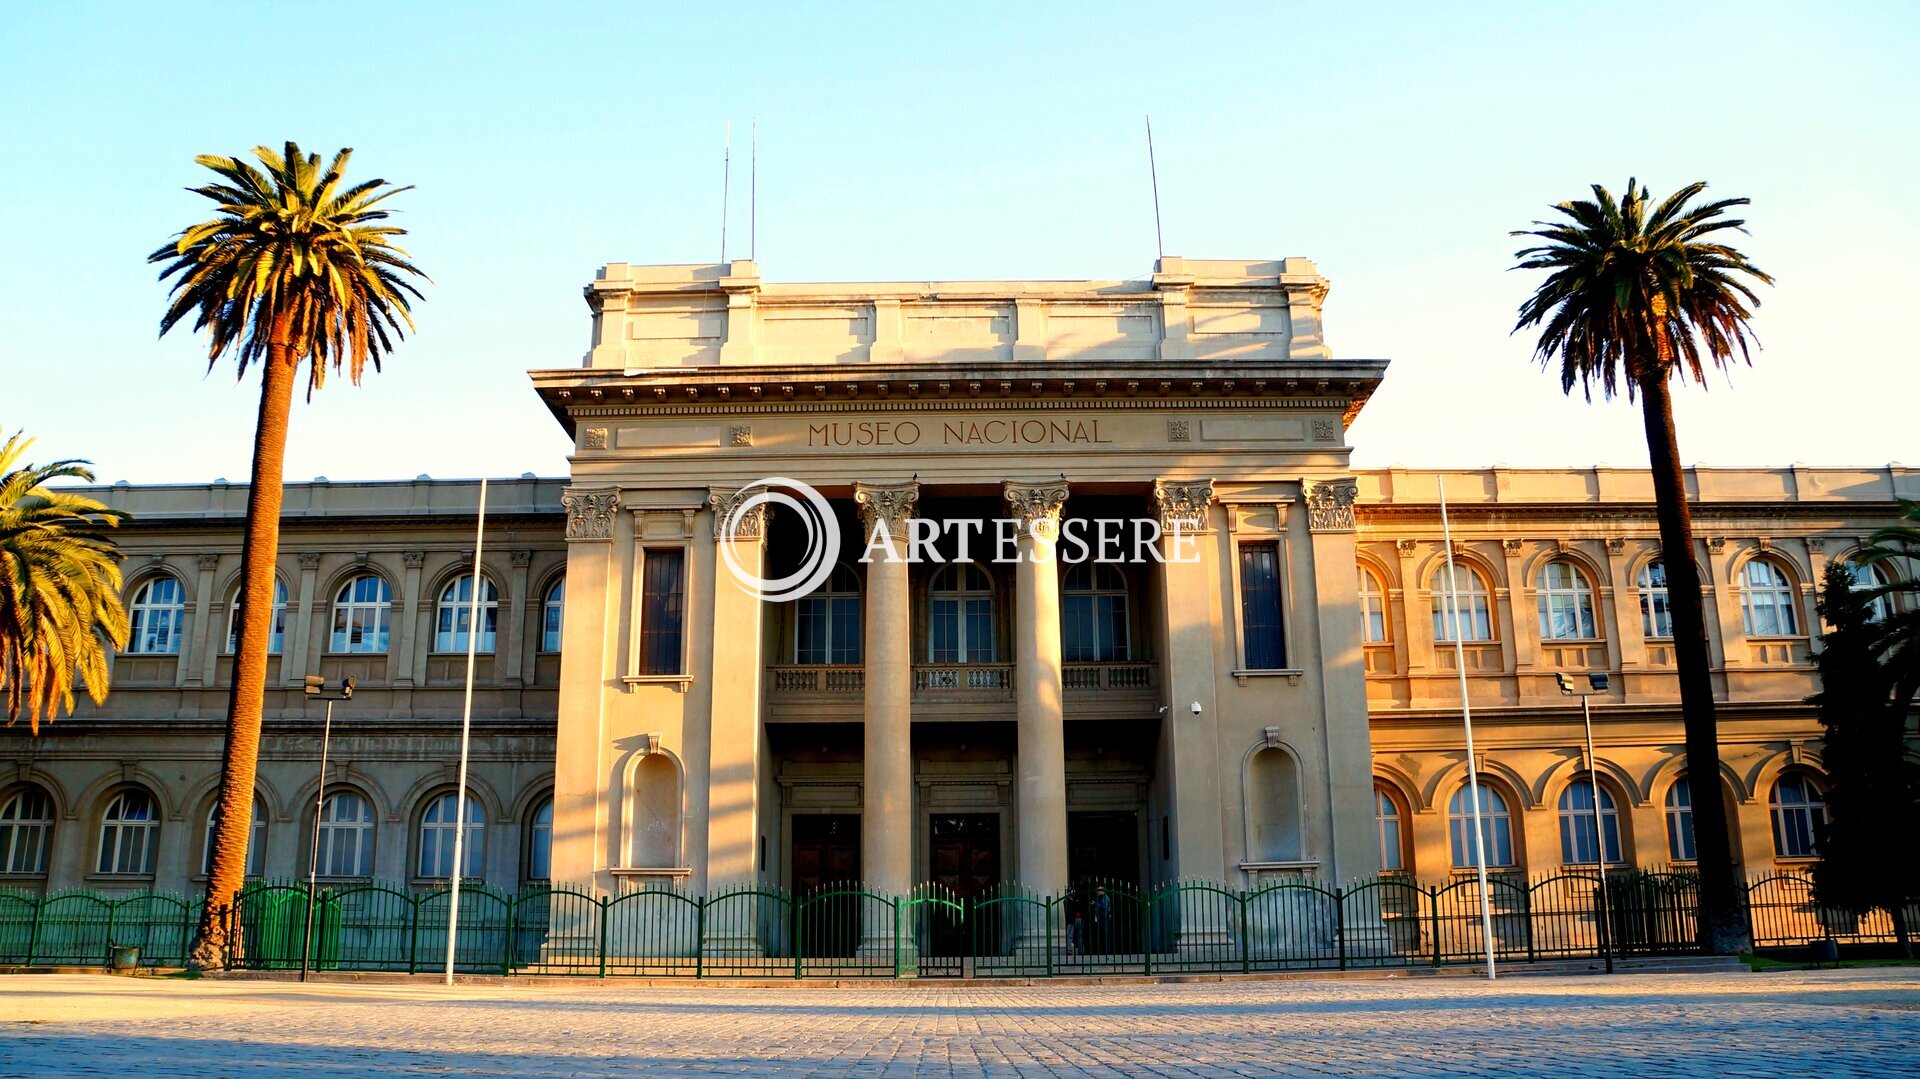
[1146,115,1165,259]
[720,121,732,265]
[750,118,758,263]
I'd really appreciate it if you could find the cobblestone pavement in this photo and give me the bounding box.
[2,968,1917,1077]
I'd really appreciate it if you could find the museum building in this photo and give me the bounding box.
[1,258,1913,909]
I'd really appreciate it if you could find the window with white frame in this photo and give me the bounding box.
[795,563,862,664]
[418,792,484,879]
[1375,784,1405,872]
[330,575,392,653]
[1742,559,1800,636]
[1665,776,1696,862]
[541,577,565,652]
[203,795,268,877]
[1770,774,1827,858]
[1062,562,1130,662]
[1358,566,1389,644]
[315,790,376,877]
[526,796,553,881]
[1843,559,1895,623]
[1557,778,1624,865]
[929,562,996,663]
[1638,561,1673,639]
[127,575,186,655]
[1448,783,1515,868]
[0,786,54,875]
[434,574,499,653]
[1536,559,1599,640]
[97,788,159,875]
[227,579,288,654]
[1430,564,1493,642]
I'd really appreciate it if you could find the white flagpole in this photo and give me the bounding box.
[445,477,487,985]
[1438,475,1497,980]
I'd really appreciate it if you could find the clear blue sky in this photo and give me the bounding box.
[3,1,1914,483]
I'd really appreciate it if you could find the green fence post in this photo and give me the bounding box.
[1142,890,1152,977]
[597,894,609,980]
[1239,891,1251,975]
[26,893,42,966]
[1524,884,1536,964]
[103,898,118,968]
[1335,888,1348,971]
[501,895,515,977]
[1429,886,1442,967]
[695,896,706,980]
[893,898,903,979]
[1045,894,1055,979]
[407,894,420,975]
[793,894,803,980]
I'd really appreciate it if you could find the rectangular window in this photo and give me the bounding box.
[1239,543,1286,670]
[638,548,686,676]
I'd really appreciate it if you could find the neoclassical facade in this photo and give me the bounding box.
[1,258,1913,910]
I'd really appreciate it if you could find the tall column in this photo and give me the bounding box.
[854,482,918,904]
[1004,480,1070,899]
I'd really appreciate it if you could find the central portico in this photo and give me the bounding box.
[533,257,1387,954]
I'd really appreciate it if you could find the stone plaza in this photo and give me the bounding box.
[2,968,1917,1076]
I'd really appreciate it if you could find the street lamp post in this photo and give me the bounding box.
[300,675,354,983]
[1557,671,1613,974]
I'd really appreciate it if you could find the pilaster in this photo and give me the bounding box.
[704,486,767,890]
[284,552,321,688]
[189,553,221,689]
[552,487,619,899]
[1304,479,1379,886]
[1152,479,1225,886]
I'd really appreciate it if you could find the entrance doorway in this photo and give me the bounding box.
[928,813,1000,956]
[790,814,860,958]
[1068,811,1143,955]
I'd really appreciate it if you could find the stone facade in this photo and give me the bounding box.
[0,259,1914,905]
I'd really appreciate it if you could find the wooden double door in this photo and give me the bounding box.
[928,813,1001,956]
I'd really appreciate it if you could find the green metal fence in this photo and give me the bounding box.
[1,869,1910,975]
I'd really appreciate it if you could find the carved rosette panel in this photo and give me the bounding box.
[854,481,920,535]
[1305,479,1359,533]
[1003,480,1070,542]
[1152,478,1216,534]
[562,487,620,542]
[708,487,767,541]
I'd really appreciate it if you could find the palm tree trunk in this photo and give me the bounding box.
[1638,372,1751,954]
[188,319,297,968]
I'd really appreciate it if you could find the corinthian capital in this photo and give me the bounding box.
[708,487,768,541]
[1305,478,1359,533]
[1003,480,1070,541]
[1152,478,1216,533]
[854,481,920,534]
[562,487,620,542]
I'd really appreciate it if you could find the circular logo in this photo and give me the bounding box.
[717,477,841,602]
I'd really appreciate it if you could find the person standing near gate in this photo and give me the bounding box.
[1089,887,1112,955]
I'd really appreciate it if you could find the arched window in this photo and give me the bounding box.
[1557,778,1624,865]
[929,563,995,663]
[127,575,186,655]
[1448,783,1515,868]
[203,794,269,877]
[1842,559,1895,623]
[1665,776,1696,862]
[1770,774,1827,858]
[1742,559,1800,636]
[1536,560,1599,640]
[0,786,54,875]
[1358,566,1389,644]
[227,579,288,654]
[434,574,499,653]
[1374,783,1406,872]
[1430,564,1493,642]
[525,796,554,881]
[1062,563,1130,662]
[97,788,159,875]
[1638,561,1672,639]
[418,792,484,879]
[796,563,862,664]
[541,577,565,652]
[315,789,376,878]
[330,575,392,654]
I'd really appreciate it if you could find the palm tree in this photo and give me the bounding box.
[1856,499,1920,705]
[152,143,426,967]
[1512,180,1773,954]
[0,433,129,733]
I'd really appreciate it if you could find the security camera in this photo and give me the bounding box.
[1190,701,1203,715]
[1157,705,1169,714]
